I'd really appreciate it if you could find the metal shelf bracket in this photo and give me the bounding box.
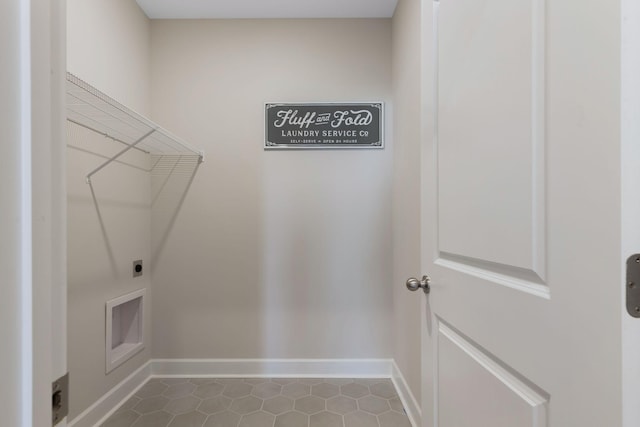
[85,128,156,184]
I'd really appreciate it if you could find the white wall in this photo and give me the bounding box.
[66,0,152,419]
[67,0,150,114]
[149,19,395,359]
[391,0,422,406]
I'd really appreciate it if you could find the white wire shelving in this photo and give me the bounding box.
[66,72,204,183]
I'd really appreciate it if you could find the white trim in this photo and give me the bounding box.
[68,361,152,427]
[19,0,33,424]
[434,257,551,300]
[105,288,146,374]
[530,0,547,283]
[621,0,640,424]
[68,358,413,427]
[391,361,422,427]
[151,358,393,378]
[438,322,547,407]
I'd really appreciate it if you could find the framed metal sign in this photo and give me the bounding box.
[265,103,384,149]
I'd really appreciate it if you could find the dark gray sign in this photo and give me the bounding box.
[265,103,384,149]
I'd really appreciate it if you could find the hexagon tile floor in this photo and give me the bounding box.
[102,377,412,427]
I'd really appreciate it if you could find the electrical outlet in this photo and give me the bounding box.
[133,260,143,277]
[52,373,68,426]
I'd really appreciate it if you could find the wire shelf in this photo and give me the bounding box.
[66,72,204,182]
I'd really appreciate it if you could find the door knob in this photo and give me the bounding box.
[406,275,431,294]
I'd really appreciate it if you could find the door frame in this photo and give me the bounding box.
[621,0,640,424]
[35,0,67,424]
[1,0,66,426]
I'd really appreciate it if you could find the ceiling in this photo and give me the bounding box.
[135,0,399,19]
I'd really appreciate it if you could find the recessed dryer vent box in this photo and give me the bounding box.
[106,288,145,373]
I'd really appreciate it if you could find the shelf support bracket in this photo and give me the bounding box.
[86,128,156,184]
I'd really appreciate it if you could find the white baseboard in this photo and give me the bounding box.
[68,358,421,427]
[391,360,422,427]
[68,361,151,427]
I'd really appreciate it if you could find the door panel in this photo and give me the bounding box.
[437,0,546,288]
[432,1,549,422]
[437,321,547,427]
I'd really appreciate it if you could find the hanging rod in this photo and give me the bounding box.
[65,72,204,183]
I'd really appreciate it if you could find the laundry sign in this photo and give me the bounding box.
[265,103,384,149]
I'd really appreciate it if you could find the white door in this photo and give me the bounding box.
[416,0,637,425]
